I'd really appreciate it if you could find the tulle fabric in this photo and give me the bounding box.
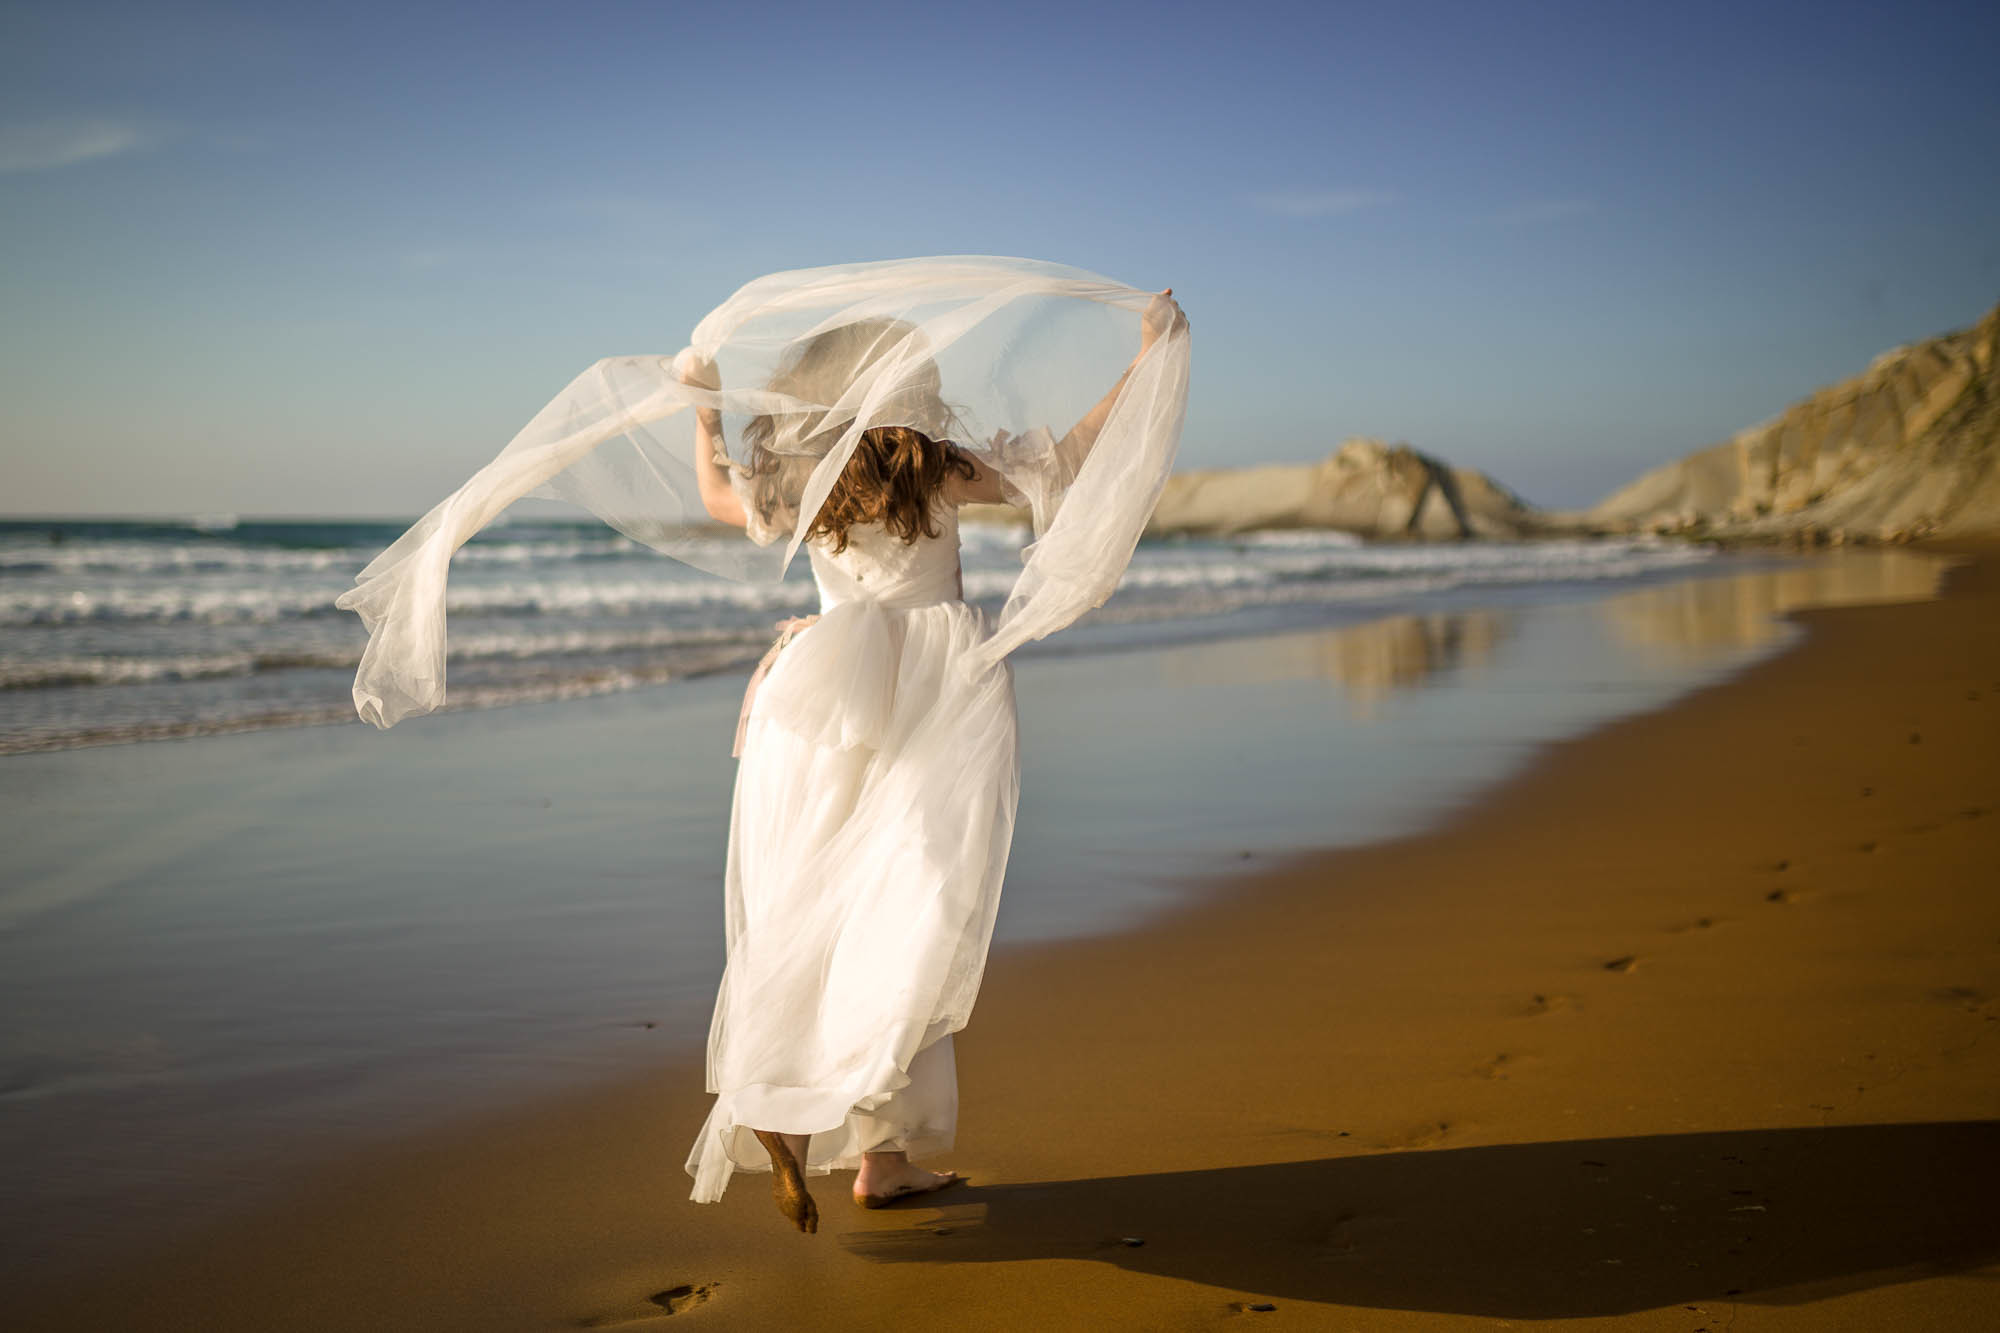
[687,506,1020,1200]
[335,256,1190,727]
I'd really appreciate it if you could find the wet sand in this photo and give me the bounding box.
[14,548,2000,1331]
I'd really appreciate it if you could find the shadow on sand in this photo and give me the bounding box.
[842,1121,2000,1317]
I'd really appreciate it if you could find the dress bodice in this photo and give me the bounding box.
[807,502,965,611]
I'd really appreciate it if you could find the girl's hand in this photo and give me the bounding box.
[677,348,726,439]
[675,347,721,391]
[1140,288,1185,356]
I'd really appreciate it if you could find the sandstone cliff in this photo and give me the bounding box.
[964,438,1541,541]
[1583,299,2000,544]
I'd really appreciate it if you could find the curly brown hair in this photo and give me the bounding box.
[807,426,977,553]
[735,318,972,547]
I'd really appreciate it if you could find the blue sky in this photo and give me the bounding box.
[3,0,1996,515]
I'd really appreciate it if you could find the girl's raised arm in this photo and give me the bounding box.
[950,289,1185,511]
[679,352,749,528]
[1050,289,1184,479]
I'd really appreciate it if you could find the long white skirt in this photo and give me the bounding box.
[685,598,1020,1202]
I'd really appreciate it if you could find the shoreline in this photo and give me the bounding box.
[14,547,2000,1330]
[0,522,1729,760]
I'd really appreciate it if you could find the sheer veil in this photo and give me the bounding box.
[336,256,1192,727]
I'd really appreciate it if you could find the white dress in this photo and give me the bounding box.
[329,262,1189,1200]
[685,500,1021,1201]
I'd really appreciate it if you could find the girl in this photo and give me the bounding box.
[337,257,1189,1236]
[678,290,1181,1231]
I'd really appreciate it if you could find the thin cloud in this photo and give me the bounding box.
[0,118,146,172]
[1490,198,1596,226]
[1250,187,1398,219]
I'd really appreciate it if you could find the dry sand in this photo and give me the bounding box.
[17,551,2000,1332]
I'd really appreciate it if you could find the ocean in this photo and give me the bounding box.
[0,515,1723,754]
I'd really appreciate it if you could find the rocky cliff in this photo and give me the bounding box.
[1583,299,2000,544]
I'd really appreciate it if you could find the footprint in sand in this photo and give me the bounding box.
[1317,1211,1363,1257]
[1266,1125,1354,1144]
[1521,992,1579,1017]
[580,1283,716,1326]
[1378,1120,1454,1150]
[1281,1208,1388,1265]
[1933,986,1991,1013]
[1476,1052,1539,1080]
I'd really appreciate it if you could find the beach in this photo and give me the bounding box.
[6,545,1997,1330]
[8,1,1996,1326]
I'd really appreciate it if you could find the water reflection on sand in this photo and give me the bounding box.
[1596,548,1948,661]
[1163,609,1515,718]
[1153,548,1949,718]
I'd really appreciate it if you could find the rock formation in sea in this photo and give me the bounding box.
[1145,438,1541,539]
[1581,298,2000,544]
[964,437,1541,540]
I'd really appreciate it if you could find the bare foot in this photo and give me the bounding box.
[752,1130,818,1234]
[853,1151,963,1209]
